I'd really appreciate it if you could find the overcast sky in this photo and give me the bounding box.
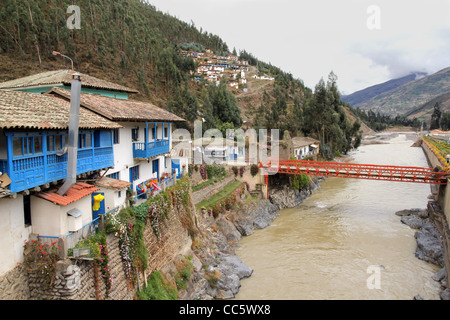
[148,0,450,95]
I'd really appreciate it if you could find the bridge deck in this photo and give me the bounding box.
[259,159,449,185]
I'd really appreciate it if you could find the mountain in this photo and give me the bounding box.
[0,0,365,156]
[345,67,450,117]
[341,72,427,106]
[404,91,450,122]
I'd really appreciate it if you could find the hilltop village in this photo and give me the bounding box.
[180,49,274,90]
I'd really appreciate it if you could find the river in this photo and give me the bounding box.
[235,132,441,300]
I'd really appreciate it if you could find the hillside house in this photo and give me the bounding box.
[192,137,245,165]
[0,89,121,275]
[0,69,139,99]
[47,87,186,193]
[0,70,187,276]
[292,137,320,160]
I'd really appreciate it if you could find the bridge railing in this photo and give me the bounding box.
[259,158,449,185]
[422,136,450,170]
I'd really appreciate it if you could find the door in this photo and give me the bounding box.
[171,159,181,179]
[152,158,160,181]
[92,192,105,220]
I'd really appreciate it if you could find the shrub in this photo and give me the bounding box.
[250,164,259,176]
[23,238,60,288]
[136,271,178,300]
[292,174,310,190]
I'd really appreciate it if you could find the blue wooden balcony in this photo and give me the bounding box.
[133,139,170,159]
[1,130,114,194]
[132,122,171,159]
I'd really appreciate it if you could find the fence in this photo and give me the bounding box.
[132,171,184,205]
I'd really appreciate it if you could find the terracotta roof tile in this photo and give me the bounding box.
[0,69,139,93]
[0,90,122,130]
[36,182,99,206]
[48,87,185,122]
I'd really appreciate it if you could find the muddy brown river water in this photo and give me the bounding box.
[235,133,441,300]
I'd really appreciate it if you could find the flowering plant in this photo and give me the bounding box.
[23,238,60,288]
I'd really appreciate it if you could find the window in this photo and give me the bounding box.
[47,136,55,152]
[78,133,92,149]
[107,172,120,180]
[113,129,120,144]
[132,128,139,141]
[129,165,140,182]
[13,137,23,157]
[12,135,43,157]
[164,127,168,139]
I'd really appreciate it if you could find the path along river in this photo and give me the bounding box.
[235,132,441,300]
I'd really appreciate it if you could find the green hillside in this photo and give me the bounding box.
[352,67,450,117]
[0,0,362,158]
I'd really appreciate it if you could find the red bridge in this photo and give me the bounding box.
[259,159,450,185]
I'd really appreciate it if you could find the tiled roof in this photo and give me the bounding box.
[0,69,139,93]
[94,176,131,190]
[0,90,122,130]
[48,87,186,122]
[292,137,320,148]
[36,182,99,206]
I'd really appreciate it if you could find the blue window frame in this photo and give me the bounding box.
[78,132,92,149]
[12,135,43,157]
[132,128,139,142]
[107,172,120,180]
[129,165,140,182]
[113,129,120,144]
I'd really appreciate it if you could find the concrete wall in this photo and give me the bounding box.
[30,194,93,236]
[0,196,32,276]
[106,122,173,191]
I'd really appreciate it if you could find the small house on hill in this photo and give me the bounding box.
[292,137,320,160]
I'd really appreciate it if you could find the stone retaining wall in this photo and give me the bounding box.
[0,199,193,300]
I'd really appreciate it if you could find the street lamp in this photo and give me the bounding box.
[52,51,74,75]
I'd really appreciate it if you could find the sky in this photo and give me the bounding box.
[147,0,450,95]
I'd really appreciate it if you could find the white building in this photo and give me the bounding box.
[0,72,187,276]
[292,137,320,160]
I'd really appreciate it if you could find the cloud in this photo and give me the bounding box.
[148,0,450,93]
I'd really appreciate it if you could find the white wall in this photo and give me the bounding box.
[106,122,174,192]
[30,195,93,237]
[0,196,32,276]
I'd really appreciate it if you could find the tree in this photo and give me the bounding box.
[430,102,441,130]
[441,111,450,131]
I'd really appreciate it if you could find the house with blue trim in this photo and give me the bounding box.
[0,70,187,276]
[0,88,122,275]
[46,87,186,194]
[0,69,139,99]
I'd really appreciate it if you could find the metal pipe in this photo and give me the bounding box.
[57,72,81,195]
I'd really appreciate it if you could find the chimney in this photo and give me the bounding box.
[57,72,81,195]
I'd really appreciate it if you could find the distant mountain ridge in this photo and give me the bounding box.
[341,72,427,106]
[342,67,450,118]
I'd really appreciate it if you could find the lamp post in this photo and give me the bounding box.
[53,51,81,196]
[52,51,74,75]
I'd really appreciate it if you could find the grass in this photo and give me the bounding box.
[136,270,178,300]
[195,180,243,210]
[192,176,224,192]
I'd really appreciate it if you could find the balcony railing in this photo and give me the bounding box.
[3,147,114,193]
[133,139,170,159]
